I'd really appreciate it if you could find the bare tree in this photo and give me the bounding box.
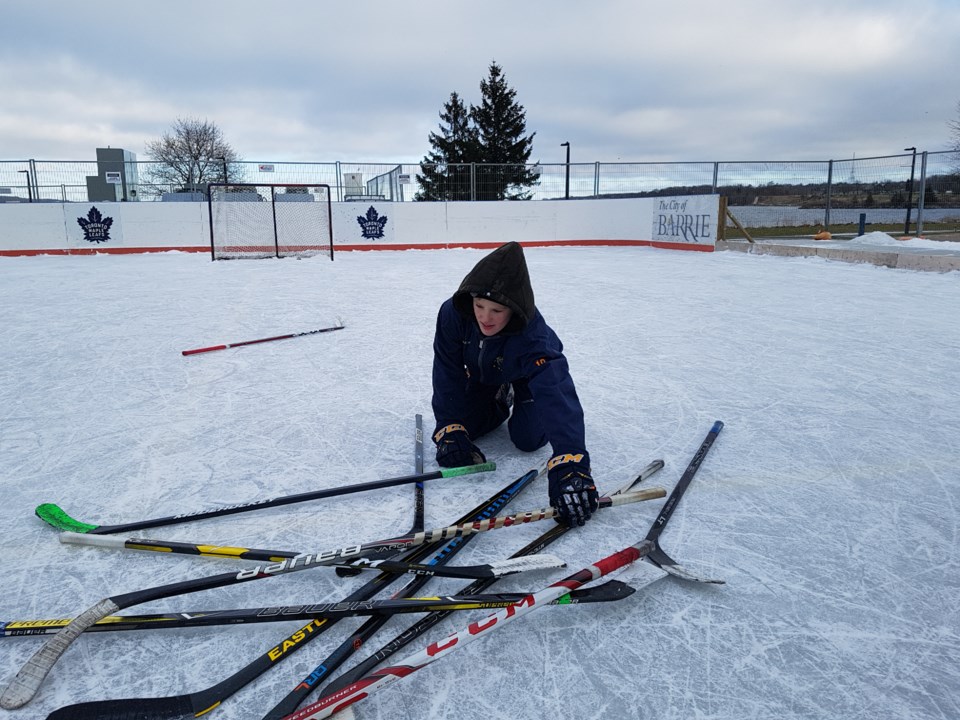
[144,117,239,195]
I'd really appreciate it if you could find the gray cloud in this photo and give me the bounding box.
[1,0,957,163]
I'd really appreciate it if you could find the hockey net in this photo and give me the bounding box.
[208,183,333,260]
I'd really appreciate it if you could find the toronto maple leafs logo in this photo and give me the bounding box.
[77,206,113,243]
[357,206,388,239]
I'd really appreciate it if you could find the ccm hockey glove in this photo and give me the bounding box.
[548,453,599,528]
[434,424,486,468]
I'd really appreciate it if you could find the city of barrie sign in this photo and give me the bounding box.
[651,196,717,245]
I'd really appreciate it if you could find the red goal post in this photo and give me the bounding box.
[207,183,333,260]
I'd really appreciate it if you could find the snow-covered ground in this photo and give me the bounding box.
[1,246,958,720]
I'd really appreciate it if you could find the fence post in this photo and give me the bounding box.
[916,151,928,237]
[824,160,833,230]
[594,161,600,197]
[470,163,476,202]
[712,162,719,194]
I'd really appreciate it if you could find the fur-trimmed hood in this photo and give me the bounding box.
[451,242,535,334]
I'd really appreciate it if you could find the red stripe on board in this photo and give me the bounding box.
[0,239,714,257]
[0,246,208,257]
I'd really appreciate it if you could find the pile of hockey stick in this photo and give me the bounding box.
[0,417,723,720]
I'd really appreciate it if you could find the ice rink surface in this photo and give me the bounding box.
[1,245,958,719]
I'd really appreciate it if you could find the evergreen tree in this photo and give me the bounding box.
[470,62,539,200]
[416,92,478,201]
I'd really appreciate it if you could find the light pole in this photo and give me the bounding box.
[560,142,570,199]
[903,146,917,236]
[17,170,32,202]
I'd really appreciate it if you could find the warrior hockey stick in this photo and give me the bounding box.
[181,320,345,356]
[35,462,495,535]
[29,468,542,717]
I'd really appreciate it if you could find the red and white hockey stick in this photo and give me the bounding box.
[181,319,344,356]
[280,539,655,720]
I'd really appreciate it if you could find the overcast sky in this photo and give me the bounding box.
[2,0,958,165]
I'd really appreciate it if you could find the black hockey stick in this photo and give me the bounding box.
[1,583,633,637]
[644,420,725,583]
[35,462,495,535]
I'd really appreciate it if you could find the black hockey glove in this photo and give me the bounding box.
[434,424,486,468]
[548,453,599,528]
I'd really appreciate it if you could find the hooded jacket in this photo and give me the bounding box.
[432,242,587,458]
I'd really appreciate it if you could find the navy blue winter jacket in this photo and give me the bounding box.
[431,296,587,459]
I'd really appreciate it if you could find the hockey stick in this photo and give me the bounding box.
[181,320,345,356]
[1,583,633,637]
[35,462,495,535]
[39,468,541,719]
[56,484,667,562]
[283,540,658,720]
[643,420,725,584]
[289,431,722,720]
[7,485,664,709]
[314,458,666,705]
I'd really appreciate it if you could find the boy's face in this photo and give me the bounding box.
[473,298,512,336]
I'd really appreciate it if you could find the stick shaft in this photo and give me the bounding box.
[181,324,344,356]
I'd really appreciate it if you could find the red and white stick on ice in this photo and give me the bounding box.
[280,539,655,720]
[181,319,344,356]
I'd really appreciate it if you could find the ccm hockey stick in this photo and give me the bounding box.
[284,541,657,720]
[181,319,345,356]
[35,462,495,535]
[314,458,666,707]
[35,467,542,718]
[287,428,723,720]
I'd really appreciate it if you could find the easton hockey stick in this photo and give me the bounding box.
[260,460,548,719]
[1,583,633,637]
[181,320,345,356]
[39,467,542,720]
[35,462,495,535]
[314,458,666,705]
[260,455,544,719]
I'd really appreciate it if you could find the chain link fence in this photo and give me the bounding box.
[2,151,958,235]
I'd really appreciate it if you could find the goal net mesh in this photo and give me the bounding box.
[209,183,333,260]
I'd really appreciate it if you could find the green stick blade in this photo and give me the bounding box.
[34,504,98,533]
[439,462,496,478]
